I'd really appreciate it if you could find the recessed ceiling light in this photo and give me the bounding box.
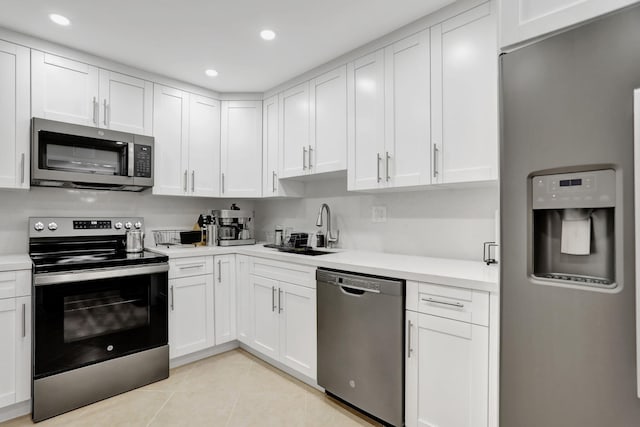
[205,69,218,77]
[260,30,276,41]
[49,14,71,26]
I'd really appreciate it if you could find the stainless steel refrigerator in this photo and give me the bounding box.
[500,4,640,426]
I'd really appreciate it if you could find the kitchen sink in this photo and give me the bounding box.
[263,244,333,256]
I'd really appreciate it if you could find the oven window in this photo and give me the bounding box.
[34,271,167,378]
[63,289,150,342]
[38,130,128,176]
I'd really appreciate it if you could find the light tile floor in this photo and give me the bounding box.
[1,349,380,427]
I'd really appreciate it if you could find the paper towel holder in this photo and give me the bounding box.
[530,169,616,290]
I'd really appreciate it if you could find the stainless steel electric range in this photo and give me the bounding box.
[29,217,169,422]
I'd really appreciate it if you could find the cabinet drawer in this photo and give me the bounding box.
[406,281,489,326]
[249,257,315,289]
[0,270,31,299]
[169,257,213,279]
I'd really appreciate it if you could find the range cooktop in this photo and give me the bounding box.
[30,249,168,274]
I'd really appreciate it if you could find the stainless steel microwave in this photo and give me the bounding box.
[31,118,154,191]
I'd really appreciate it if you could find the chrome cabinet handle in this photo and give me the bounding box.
[217,260,222,282]
[191,170,195,192]
[20,153,25,184]
[92,97,98,125]
[221,173,225,194]
[178,264,204,270]
[433,145,439,178]
[303,147,307,170]
[272,171,277,193]
[278,288,283,313]
[272,286,276,312]
[407,320,413,358]
[422,297,464,308]
[170,285,175,311]
[184,170,188,192]
[376,153,382,183]
[22,303,26,338]
[308,145,313,169]
[385,151,391,182]
[103,99,109,126]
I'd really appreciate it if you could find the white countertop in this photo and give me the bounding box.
[149,244,499,293]
[0,254,33,272]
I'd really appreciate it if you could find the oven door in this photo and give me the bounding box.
[34,264,168,379]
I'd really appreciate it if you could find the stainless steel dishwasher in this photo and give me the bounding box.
[317,268,405,427]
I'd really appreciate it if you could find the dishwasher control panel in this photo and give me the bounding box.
[337,276,381,292]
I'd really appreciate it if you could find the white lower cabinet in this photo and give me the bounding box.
[406,283,490,427]
[214,255,236,345]
[235,255,252,344]
[0,270,31,410]
[246,259,317,380]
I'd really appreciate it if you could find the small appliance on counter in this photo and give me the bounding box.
[211,204,255,246]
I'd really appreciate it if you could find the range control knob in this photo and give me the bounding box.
[114,222,123,230]
[48,222,58,231]
[34,222,45,231]
[124,222,132,230]
[134,221,142,229]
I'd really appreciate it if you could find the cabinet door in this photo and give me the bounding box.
[220,100,262,197]
[189,94,221,197]
[99,70,153,135]
[278,282,317,379]
[263,95,280,196]
[431,4,498,184]
[31,51,99,127]
[214,255,236,345]
[152,84,189,196]
[407,312,489,427]
[0,297,30,408]
[236,255,252,344]
[384,31,431,188]
[309,66,347,174]
[347,50,386,190]
[0,41,29,189]
[248,275,279,359]
[169,275,214,359]
[500,0,637,48]
[279,83,310,178]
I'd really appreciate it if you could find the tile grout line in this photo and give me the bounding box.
[146,391,175,427]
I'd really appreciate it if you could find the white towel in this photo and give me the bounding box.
[561,218,591,255]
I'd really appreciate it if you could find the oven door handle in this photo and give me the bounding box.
[34,264,169,286]
[128,142,135,177]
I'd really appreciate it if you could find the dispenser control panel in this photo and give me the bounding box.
[532,169,616,209]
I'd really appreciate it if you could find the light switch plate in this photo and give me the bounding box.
[372,206,387,223]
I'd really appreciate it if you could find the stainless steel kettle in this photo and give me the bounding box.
[125,230,145,253]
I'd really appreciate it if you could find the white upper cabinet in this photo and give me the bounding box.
[98,70,153,135]
[347,50,386,191]
[188,94,221,197]
[214,255,236,345]
[384,30,431,188]
[32,51,152,135]
[220,100,262,198]
[153,85,220,197]
[153,84,189,196]
[0,41,29,190]
[262,95,304,198]
[279,83,310,178]
[309,66,348,174]
[431,3,498,184]
[500,0,638,49]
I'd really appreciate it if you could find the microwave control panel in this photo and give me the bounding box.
[134,145,152,178]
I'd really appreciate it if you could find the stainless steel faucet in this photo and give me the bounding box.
[316,203,339,248]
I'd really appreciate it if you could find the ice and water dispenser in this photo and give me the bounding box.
[531,169,616,289]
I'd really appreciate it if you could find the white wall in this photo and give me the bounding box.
[254,177,499,261]
[0,187,253,255]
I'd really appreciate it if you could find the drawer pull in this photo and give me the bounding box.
[422,297,464,309]
[177,264,204,270]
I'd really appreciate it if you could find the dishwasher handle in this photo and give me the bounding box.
[339,283,381,295]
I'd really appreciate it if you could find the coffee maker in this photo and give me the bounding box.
[211,205,255,246]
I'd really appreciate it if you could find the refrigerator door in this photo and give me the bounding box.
[500,5,640,426]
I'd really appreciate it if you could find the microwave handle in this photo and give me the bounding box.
[128,143,135,177]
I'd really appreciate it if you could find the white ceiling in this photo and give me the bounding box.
[0,0,454,92]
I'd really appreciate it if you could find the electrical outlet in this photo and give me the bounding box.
[372,206,387,223]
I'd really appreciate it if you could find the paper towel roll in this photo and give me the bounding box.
[561,217,591,255]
